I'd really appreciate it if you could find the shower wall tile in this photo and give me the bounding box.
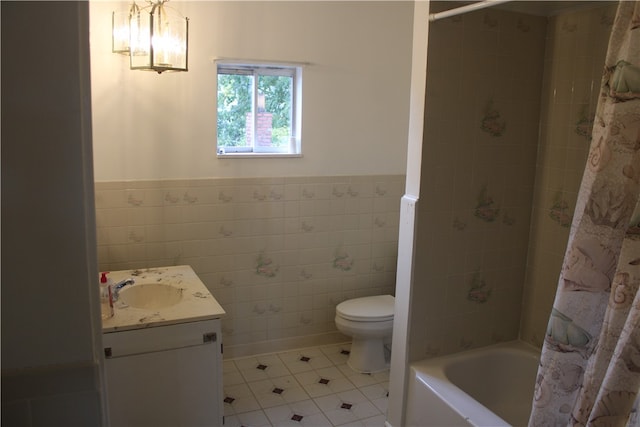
[410,4,548,361]
[95,175,403,350]
[520,3,616,348]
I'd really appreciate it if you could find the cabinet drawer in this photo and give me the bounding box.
[103,320,220,357]
[105,336,222,426]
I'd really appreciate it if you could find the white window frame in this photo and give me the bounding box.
[215,59,303,158]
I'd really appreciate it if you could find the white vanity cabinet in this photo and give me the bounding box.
[103,320,223,427]
[102,266,226,427]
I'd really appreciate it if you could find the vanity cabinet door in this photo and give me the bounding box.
[104,320,222,427]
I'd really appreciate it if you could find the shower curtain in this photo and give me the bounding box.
[529,1,640,426]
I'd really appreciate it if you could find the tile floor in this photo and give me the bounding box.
[223,343,389,427]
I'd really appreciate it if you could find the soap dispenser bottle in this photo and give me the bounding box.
[100,272,114,320]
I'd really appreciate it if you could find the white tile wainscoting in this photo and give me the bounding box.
[95,175,402,354]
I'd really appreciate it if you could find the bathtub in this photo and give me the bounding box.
[405,341,540,427]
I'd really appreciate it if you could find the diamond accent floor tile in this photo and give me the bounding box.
[319,344,353,365]
[295,367,356,398]
[248,376,309,409]
[225,342,389,426]
[223,383,261,416]
[278,348,333,373]
[235,355,290,382]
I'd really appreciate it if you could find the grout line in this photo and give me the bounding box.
[226,341,353,362]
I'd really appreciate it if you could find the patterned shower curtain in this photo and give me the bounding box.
[529,1,640,426]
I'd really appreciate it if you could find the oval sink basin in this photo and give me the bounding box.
[119,283,183,310]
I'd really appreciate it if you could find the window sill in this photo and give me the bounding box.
[216,153,303,159]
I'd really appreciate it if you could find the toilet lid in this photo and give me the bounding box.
[336,295,395,321]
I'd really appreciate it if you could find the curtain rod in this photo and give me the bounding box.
[429,0,513,22]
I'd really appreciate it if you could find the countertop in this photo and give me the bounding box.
[102,265,226,333]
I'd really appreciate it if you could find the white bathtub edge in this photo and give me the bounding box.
[405,340,540,427]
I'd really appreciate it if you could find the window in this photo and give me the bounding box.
[216,61,302,157]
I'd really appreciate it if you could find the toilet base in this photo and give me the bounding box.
[347,337,389,373]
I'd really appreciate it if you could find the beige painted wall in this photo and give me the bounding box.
[89,1,413,181]
[89,1,414,356]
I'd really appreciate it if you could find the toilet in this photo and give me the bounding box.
[335,294,395,373]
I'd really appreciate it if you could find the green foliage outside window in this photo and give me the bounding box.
[217,72,293,148]
[217,74,251,147]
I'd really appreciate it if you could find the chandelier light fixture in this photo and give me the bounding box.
[112,0,189,74]
[112,2,141,54]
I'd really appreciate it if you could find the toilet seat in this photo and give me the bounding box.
[336,295,394,322]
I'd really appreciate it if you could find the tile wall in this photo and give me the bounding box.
[520,3,617,346]
[409,2,617,361]
[95,175,403,352]
[409,5,548,360]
